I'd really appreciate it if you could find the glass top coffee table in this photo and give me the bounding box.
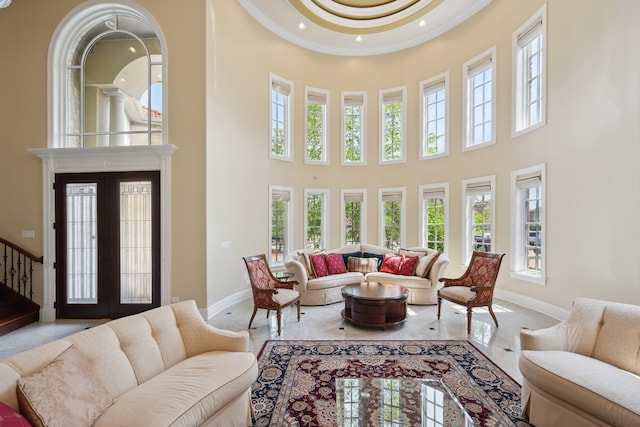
[336,377,474,427]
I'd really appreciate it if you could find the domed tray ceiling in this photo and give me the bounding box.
[238,0,492,56]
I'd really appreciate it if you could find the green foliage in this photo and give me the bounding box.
[344,105,361,162]
[307,103,323,161]
[383,102,402,161]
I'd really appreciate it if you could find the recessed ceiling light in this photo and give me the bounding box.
[298,22,306,30]
[418,20,427,27]
[129,46,137,53]
[120,78,126,83]
[355,35,363,43]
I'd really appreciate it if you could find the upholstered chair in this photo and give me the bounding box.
[243,254,301,336]
[437,251,505,334]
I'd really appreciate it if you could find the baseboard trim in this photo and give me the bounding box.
[495,289,569,321]
[200,288,569,322]
[201,289,252,320]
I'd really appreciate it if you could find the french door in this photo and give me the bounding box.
[55,171,160,319]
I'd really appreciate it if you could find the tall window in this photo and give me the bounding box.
[341,189,367,246]
[513,5,546,136]
[511,164,545,284]
[304,189,328,250]
[379,188,405,251]
[342,92,366,165]
[58,8,163,148]
[306,87,329,163]
[270,73,293,160]
[380,87,406,164]
[419,183,448,253]
[270,186,292,265]
[420,73,448,159]
[462,176,495,264]
[463,47,496,150]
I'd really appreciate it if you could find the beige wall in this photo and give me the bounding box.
[206,0,640,312]
[1,0,638,316]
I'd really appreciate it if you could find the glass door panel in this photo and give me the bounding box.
[65,183,98,304]
[120,181,152,304]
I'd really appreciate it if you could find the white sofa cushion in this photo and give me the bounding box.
[307,272,364,290]
[520,349,640,427]
[365,272,429,288]
[93,351,258,427]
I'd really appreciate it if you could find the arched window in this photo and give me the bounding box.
[50,3,164,148]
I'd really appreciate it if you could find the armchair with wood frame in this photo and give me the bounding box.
[243,254,301,336]
[437,251,505,334]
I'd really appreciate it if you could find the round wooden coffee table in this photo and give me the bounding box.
[341,282,409,329]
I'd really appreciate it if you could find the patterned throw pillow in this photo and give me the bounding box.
[380,253,403,274]
[398,255,419,276]
[362,252,384,269]
[309,254,329,277]
[347,257,378,274]
[398,248,428,258]
[415,252,441,278]
[16,346,113,427]
[340,251,362,267]
[325,254,347,275]
[0,401,33,427]
[300,250,326,279]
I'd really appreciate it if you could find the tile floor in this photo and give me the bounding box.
[0,298,559,383]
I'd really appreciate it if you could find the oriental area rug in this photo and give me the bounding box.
[251,340,531,427]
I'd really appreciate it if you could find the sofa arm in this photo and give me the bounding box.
[427,256,449,288]
[520,325,569,351]
[520,297,607,354]
[172,300,251,356]
[285,257,309,291]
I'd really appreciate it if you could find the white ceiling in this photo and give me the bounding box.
[237,0,492,56]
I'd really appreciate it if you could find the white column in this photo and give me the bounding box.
[103,88,129,146]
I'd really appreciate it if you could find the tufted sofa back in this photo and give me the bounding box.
[591,300,640,375]
[0,300,206,408]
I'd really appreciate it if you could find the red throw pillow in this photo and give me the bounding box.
[398,255,419,276]
[380,253,402,274]
[309,254,328,277]
[0,401,33,427]
[325,254,347,275]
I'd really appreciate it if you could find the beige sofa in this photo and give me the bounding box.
[284,244,449,305]
[0,300,258,427]
[519,297,640,427]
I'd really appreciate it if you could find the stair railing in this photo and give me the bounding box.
[0,237,43,302]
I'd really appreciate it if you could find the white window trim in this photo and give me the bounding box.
[510,163,546,285]
[418,182,449,255]
[461,175,496,265]
[305,86,329,165]
[269,185,293,268]
[304,188,329,250]
[341,91,367,166]
[379,86,407,165]
[340,189,367,247]
[378,187,406,249]
[512,4,547,138]
[419,72,450,160]
[269,72,294,162]
[462,46,497,152]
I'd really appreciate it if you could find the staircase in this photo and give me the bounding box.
[0,238,42,337]
[0,285,39,336]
